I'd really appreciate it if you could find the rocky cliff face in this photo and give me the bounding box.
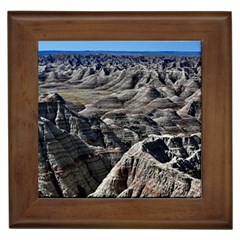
[88,134,201,198]
[38,95,127,197]
[38,53,201,198]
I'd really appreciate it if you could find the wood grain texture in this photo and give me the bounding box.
[8,11,232,229]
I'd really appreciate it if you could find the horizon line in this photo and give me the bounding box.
[39,41,201,52]
[38,49,201,53]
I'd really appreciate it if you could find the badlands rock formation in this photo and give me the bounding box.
[89,134,201,198]
[38,53,201,198]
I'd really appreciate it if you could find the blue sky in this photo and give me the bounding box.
[38,41,201,52]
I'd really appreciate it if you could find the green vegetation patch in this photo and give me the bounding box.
[57,88,112,105]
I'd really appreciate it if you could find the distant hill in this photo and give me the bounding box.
[38,50,201,57]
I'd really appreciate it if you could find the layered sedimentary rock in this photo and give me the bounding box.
[89,134,201,198]
[38,97,127,197]
[38,52,202,198]
[39,54,201,134]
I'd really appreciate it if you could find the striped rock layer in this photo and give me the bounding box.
[38,99,126,197]
[38,53,202,198]
[89,134,201,198]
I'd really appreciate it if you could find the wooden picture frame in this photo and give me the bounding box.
[8,11,232,229]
